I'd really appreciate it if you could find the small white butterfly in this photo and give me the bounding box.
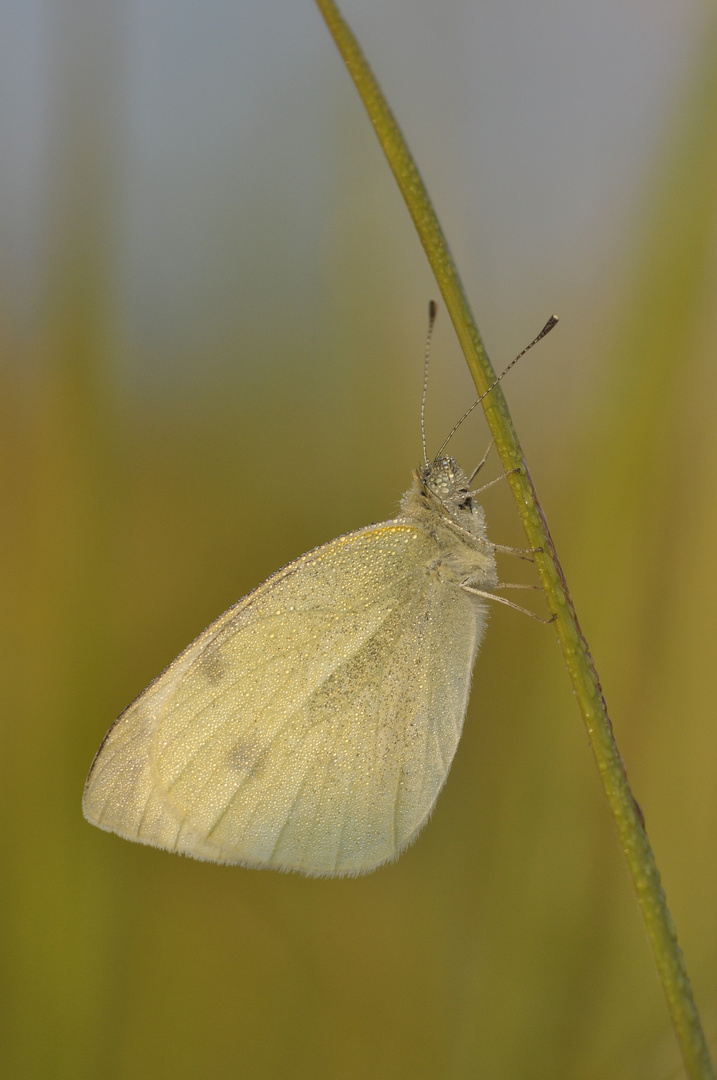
[83,312,555,876]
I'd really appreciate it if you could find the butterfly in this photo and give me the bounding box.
[83,311,555,876]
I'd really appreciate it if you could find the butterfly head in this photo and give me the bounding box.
[420,455,472,510]
[400,454,492,559]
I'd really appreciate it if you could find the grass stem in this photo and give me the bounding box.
[314,1,715,1075]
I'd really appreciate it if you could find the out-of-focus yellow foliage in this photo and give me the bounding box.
[1,6,716,1079]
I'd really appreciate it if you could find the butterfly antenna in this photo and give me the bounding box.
[421,300,438,465]
[436,314,558,458]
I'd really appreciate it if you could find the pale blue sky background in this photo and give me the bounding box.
[0,0,707,377]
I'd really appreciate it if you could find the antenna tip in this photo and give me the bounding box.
[428,299,438,323]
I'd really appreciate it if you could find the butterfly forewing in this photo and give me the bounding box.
[83,519,488,876]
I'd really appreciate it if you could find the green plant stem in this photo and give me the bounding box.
[313,1,715,1076]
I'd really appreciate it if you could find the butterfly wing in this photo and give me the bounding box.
[83,521,488,876]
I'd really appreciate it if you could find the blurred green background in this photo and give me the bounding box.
[2,1,717,1077]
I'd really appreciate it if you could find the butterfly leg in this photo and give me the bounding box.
[468,440,494,483]
[443,517,540,561]
[461,584,555,624]
[470,470,519,498]
[490,541,541,561]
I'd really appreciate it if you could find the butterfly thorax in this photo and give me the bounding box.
[399,455,498,589]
